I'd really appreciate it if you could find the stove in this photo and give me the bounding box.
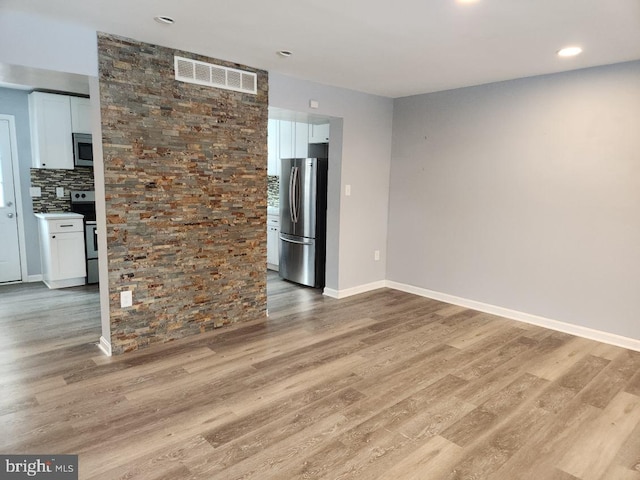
[70,190,98,284]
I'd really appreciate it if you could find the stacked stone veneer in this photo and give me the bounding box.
[30,167,95,213]
[98,33,268,354]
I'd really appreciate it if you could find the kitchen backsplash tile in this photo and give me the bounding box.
[30,167,95,213]
[267,175,279,207]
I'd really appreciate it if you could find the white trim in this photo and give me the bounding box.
[386,280,640,353]
[27,274,43,282]
[98,336,112,356]
[43,277,86,289]
[323,287,339,299]
[322,280,386,299]
[0,114,29,283]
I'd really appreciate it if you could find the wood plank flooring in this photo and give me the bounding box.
[1,273,640,479]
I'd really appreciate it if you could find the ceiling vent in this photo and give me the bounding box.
[174,56,257,94]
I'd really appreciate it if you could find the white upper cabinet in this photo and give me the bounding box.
[70,96,92,134]
[29,92,93,169]
[29,92,74,169]
[267,119,280,176]
[294,122,308,158]
[279,120,295,160]
[268,119,317,175]
[309,123,330,143]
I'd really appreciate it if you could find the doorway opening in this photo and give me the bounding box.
[0,64,107,357]
[266,107,336,311]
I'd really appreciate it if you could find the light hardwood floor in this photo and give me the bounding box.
[1,273,640,479]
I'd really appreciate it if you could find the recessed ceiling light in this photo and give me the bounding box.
[557,46,582,57]
[277,50,293,58]
[154,15,175,25]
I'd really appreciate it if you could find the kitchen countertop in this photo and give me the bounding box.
[35,212,84,220]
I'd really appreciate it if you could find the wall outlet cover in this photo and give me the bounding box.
[56,187,65,198]
[120,290,133,308]
[30,187,42,197]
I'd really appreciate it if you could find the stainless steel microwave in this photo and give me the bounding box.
[73,133,93,167]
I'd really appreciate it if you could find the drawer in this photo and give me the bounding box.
[49,219,84,233]
[267,217,279,227]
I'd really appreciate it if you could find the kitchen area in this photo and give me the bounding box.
[0,79,98,291]
[266,108,331,290]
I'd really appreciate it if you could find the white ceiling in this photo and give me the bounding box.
[3,0,640,98]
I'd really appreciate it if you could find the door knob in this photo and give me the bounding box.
[7,213,14,218]
[6,201,12,207]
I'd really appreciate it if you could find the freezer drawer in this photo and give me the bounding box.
[279,233,317,287]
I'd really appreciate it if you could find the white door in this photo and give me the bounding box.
[0,118,22,283]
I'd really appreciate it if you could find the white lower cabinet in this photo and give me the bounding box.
[35,213,86,289]
[267,214,280,270]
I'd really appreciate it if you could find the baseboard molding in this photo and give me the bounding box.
[386,280,640,352]
[27,274,43,283]
[98,336,112,356]
[323,280,386,299]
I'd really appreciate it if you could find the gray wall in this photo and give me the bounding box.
[270,72,394,291]
[0,87,41,276]
[388,60,640,340]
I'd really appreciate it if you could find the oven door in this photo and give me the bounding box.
[85,221,99,284]
[85,221,98,259]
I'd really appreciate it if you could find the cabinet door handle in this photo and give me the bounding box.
[60,224,74,227]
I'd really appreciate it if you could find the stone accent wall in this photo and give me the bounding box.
[267,175,279,207]
[30,167,95,213]
[98,33,268,354]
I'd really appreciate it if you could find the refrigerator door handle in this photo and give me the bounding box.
[289,165,297,224]
[280,235,313,246]
[291,166,300,224]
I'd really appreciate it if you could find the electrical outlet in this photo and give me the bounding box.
[30,187,42,197]
[120,290,133,308]
[56,187,65,198]
[345,184,351,196]
[374,250,380,261]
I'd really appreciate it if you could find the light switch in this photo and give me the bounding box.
[56,187,65,198]
[345,184,351,196]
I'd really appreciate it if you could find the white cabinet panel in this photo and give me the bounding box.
[279,121,294,160]
[50,232,86,280]
[267,119,280,176]
[29,92,74,169]
[36,214,86,288]
[267,214,280,269]
[70,96,92,134]
[309,123,330,143]
[294,122,308,158]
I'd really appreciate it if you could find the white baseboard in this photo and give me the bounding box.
[323,280,386,299]
[98,336,112,356]
[386,280,640,352]
[27,274,43,283]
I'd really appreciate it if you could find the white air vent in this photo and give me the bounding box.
[174,56,257,94]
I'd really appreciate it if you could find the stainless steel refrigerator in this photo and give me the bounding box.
[279,157,328,288]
